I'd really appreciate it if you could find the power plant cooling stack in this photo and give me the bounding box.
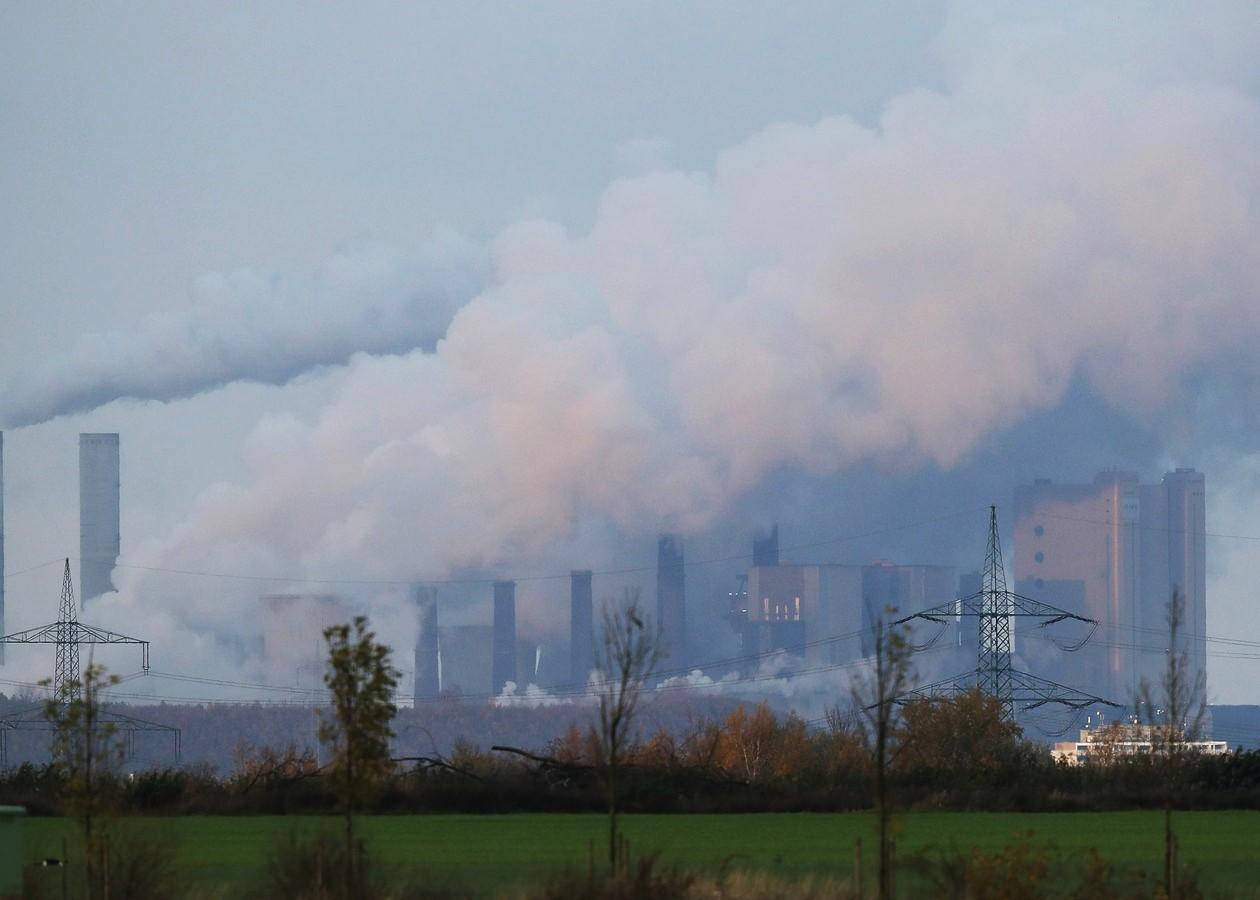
[413,586,440,702]
[79,433,120,608]
[0,431,5,664]
[492,580,517,693]
[569,570,593,684]
[656,534,687,664]
[753,524,779,567]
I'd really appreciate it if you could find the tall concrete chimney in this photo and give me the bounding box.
[0,431,5,663]
[79,433,120,608]
[753,524,780,567]
[492,580,517,693]
[656,534,687,665]
[413,586,440,703]
[569,570,593,684]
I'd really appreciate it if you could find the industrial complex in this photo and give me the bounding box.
[0,431,1224,745]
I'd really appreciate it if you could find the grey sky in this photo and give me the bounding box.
[4,3,1260,706]
[0,1,944,571]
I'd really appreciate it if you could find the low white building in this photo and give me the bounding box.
[1053,723,1227,765]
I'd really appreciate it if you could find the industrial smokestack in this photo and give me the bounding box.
[656,534,686,665]
[492,580,517,693]
[753,524,780,567]
[570,570,593,684]
[0,431,5,664]
[79,433,120,608]
[413,586,439,703]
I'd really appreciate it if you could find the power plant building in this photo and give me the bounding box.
[413,586,440,703]
[261,593,345,685]
[1012,469,1207,710]
[440,625,493,696]
[656,535,687,664]
[741,557,956,669]
[569,570,593,684]
[79,433,121,607]
[0,432,5,662]
[752,525,780,567]
[492,580,517,693]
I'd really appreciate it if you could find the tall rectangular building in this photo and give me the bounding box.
[79,433,120,607]
[569,570,593,684]
[752,525,780,567]
[413,586,440,703]
[860,562,958,658]
[656,535,687,665]
[1163,469,1208,703]
[1013,469,1207,710]
[0,431,5,663]
[742,560,955,673]
[492,580,517,693]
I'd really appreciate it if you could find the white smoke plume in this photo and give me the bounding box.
[0,232,487,428]
[84,6,1260,687]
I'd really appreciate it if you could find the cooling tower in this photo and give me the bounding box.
[79,433,120,607]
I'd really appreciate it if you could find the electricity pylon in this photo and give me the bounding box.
[0,558,178,766]
[892,507,1119,718]
[0,559,148,702]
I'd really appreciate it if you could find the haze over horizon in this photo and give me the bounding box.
[4,3,1260,707]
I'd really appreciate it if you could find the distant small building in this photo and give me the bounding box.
[1052,723,1226,765]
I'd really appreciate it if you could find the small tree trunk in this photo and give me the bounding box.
[876,717,890,900]
[1164,805,1174,900]
[607,756,618,873]
[345,806,355,898]
[855,837,864,898]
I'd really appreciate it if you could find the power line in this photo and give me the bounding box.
[103,508,987,588]
[0,559,62,581]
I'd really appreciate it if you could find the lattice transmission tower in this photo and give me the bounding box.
[893,507,1120,719]
[0,558,178,765]
[3,559,149,702]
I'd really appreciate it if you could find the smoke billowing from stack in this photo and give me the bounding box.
[569,570,593,684]
[413,586,439,703]
[86,9,1260,688]
[0,237,487,428]
[492,580,517,693]
[656,535,686,665]
[79,433,120,608]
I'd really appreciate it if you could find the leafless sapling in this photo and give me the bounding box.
[593,589,661,873]
[852,606,914,900]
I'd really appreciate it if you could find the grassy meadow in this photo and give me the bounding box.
[21,810,1260,895]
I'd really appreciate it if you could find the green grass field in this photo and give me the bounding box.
[21,811,1260,895]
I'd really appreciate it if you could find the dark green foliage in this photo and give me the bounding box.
[529,852,694,900]
[320,615,400,897]
[255,829,467,900]
[22,823,179,900]
[255,830,356,900]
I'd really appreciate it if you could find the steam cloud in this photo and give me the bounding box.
[0,233,487,428]
[81,6,1260,686]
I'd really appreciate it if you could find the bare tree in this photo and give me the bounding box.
[852,607,913,900]
[43,661,123,900]
[593,588,661,873]
[320,615,400,898]
[1136,589,1207,900]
